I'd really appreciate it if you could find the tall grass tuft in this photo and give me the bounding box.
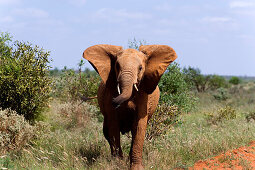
[0,108,34,155]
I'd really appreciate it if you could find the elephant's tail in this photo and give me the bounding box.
[78,93,97,105]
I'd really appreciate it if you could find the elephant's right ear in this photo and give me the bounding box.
[83,44,123,84]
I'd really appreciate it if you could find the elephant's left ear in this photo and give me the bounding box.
[139,45,177,94]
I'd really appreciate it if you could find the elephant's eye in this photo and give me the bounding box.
[138,65,142,72]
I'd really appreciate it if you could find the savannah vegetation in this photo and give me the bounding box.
[1,34,255,169]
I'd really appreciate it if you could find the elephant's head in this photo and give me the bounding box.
[83,44,177,107]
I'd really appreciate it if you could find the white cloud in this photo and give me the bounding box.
[0,0,20,5]
[230,1,255,17]
[13,8,49,18]
[230,1,255,8]
[95,8,151,22]
[201,17,232,23]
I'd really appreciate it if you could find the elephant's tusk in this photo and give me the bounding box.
[134,84,139,92]
[117,84,121,95]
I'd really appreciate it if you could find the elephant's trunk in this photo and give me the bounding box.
[112,73,136,108]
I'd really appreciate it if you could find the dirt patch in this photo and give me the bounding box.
[190,141,255,170]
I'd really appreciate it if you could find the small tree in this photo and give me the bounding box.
[128,38,146,49]
[78,59,85,85]
[183,66,211,92]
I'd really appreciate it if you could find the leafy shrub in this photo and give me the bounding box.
[229,76,241,85]
[159,63,197,112]
[213,87,229,101]
[0,33,52,121]
[205,106,237,124]
[208,75,229,90]
[52,65,100,102]
[146,104,180,141]
[0,108,34,155]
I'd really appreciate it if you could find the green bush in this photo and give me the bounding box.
[159,63,197,112]
[208,75,229,90]
[205,105,237,125]
[0,33,52,121]
[213,87,229,101]
[0,108,34,155]
[229,76,241,85]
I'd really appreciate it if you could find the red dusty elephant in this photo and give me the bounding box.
[83,44,177,170]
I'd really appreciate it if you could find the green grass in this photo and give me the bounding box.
[1,83,255,169]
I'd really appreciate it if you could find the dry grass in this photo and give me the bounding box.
[0,109,34,156]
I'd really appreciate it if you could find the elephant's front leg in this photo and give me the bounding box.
[130,109,148,170]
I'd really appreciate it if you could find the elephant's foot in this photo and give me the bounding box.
[110,147,123,158]
[130,163,144,170]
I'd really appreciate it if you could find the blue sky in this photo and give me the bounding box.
[0,0,254,76]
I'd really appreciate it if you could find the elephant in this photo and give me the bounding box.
[83,44,177,170]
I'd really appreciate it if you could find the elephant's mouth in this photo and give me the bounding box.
[112,82,140,109]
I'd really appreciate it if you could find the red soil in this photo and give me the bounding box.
[190,141,255,170]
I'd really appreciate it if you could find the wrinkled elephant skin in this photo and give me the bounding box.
[83,44,177,169]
